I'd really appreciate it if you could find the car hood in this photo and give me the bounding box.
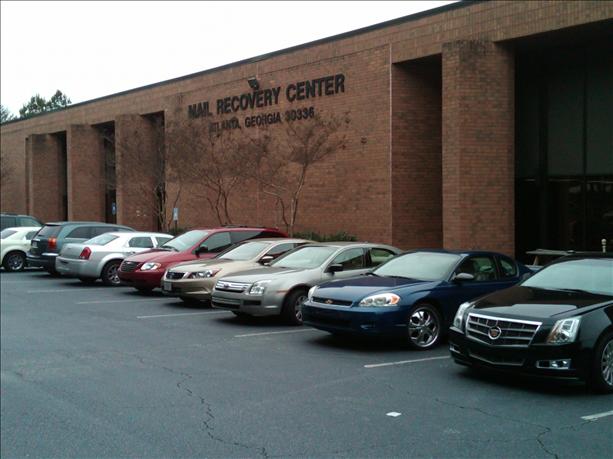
[124,248,196,265]
[219,266,311,283]
[313,275,439,302]
[472,285,613,319]
[169,258,258,273]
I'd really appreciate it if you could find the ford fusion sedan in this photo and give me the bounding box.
[55,231,173,285]
[118,227,286,292]
[1,226,41,271]
[302,250,531,349]
[212,242,401,324]
[449,254,613,392]
[162,238,310,303]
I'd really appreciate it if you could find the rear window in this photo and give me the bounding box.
[0,229,17,239]
[37,225,61,238]
[86,234,119,246]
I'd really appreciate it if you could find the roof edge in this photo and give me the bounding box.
[1,0,473,127]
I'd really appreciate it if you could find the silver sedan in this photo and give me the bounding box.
[56,231,173,285]
[211,242,401,324]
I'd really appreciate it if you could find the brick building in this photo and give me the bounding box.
[1,1,612,260]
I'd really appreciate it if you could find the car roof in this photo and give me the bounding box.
[188,226,284,232]
[3,226,41,232]
[44,221,132,226]
[403,248,513,257]
[301,241,399,250]
[105,231,172,237]
[235,238,311,244]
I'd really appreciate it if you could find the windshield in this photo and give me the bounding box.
[85,234,119,246]
[219,241,269,261]
[0,229,17,239]
[162,230,209,251]
[374,252,461,281]
[522,258,613,295]
[271,246,337,269]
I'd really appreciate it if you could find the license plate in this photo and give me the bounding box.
[163,281,172,292]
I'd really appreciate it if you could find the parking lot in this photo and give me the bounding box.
[1,269,612,458]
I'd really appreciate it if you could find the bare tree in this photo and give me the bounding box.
[241,112,350,235]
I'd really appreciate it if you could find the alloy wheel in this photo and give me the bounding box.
[408,306,440,348]
[6,253,25,271]
[601,339,613,387]
[294,294,307,322]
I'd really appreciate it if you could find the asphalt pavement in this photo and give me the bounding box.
[1,270,612,458]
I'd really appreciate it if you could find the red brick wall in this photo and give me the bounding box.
[391,59,442,249]
[115,115,161,231]
[67,124,106,221]
[26,133,66,223]
[442,40,515,255]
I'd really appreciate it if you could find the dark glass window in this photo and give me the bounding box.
[367,248,396,268]
[202,232,232,252]
[266,243,295,257]
[330,248,365,270]
[66,227,92,239]
[498,256,518,278]
[128,237,154,248]
[456,257,497,282]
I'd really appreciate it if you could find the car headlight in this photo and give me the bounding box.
[359,293,400,307]
[140,262,162,271]
[188,269,221,279]
[452,301,474,332]
[307,286,318,300]
[248,280,271,296]
[546,317,581,345]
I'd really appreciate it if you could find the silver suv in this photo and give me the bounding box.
[211,242,401,324]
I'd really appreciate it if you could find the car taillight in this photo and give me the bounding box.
[48,238,57,250]
[79,247,92,260]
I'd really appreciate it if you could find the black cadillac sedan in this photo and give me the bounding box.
[449,254,613,392]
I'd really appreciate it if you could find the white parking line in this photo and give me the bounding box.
[137,311,230,319]
[581,410,613,421]
[364,355,450,368]
[234,328,319,338]
[77,298,172,304]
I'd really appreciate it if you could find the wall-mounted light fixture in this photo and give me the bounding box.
[247,76,260,91]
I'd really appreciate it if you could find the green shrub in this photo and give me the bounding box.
[294,230,357,242]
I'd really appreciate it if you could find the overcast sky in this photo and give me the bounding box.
[1,1,455,115]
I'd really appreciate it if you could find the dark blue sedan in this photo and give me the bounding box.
[301,250,532,349]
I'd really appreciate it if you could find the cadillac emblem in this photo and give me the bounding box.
[325,299,333,304]
[488,326,502,340]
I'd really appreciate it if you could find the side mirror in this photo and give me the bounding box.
[327,263,343,274]
[195,245,208,255]
[453,272,475,283]
[259,255,274,265]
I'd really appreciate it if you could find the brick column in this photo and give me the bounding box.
[115,115,162,231]
[391,60,442,250]
[442,40,515,256]
[26,133,66,222]
[66,125,106,221]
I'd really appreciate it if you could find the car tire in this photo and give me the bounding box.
[101,260,122,286]
[406,303,442,350]
[589,331,613,394]
[3,251,26,272]
[282,289,308,325]
[79,277,97,284]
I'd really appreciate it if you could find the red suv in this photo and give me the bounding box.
[118,226,287,292]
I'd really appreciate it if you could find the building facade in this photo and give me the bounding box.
[1,1,612,261]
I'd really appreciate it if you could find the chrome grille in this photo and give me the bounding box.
[466,313,541,347]
[312,296,353,307]
[120,261,140,272]
[166,271,185,280]
[214,281,250,293]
